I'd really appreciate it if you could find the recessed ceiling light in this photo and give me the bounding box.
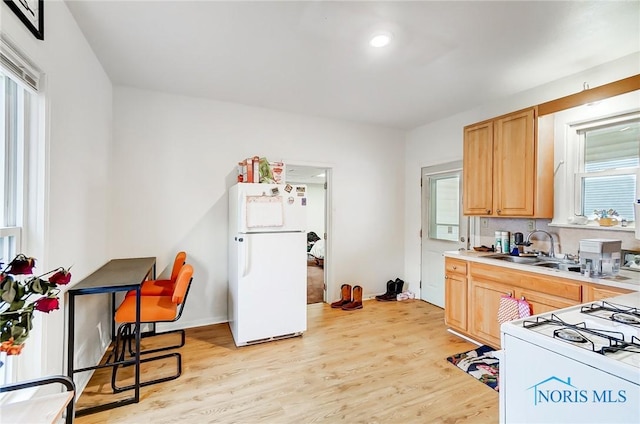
[370,32,392,48]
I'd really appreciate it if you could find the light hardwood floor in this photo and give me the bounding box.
[75,300,498,423]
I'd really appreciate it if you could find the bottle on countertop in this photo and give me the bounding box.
[495,231,502,253]
[501,231,510,254]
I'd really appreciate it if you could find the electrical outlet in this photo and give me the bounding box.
[481,218,489,228]
[527,220,535,232]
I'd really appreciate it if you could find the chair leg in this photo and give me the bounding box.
[111,351,182,393]
[110,323,130,393]
[125,328,186,357]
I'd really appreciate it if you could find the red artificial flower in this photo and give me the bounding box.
[34,297,60,313]
[7,256,36,275]
[49,269,72,285]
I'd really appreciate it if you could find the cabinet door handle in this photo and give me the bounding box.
[486,209,491,214]
[452,265,457,270]
[444,275,448,280]
[497,209,502,214]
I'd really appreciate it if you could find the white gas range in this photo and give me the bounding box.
[500,291,640,424]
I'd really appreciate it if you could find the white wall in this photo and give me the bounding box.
[111,87,406,328]
[404,52,640,297]
[2,0,113,385]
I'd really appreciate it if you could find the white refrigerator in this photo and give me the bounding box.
[228,183,308,347]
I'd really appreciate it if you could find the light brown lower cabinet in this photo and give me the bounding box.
[444,258,468,331]
[469,279,512,348]
[445,259,587,349]
[583,283,633,302]
[468,279,583,348]
[445,258,640,348]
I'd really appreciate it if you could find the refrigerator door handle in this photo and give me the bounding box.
[240,236,250,278]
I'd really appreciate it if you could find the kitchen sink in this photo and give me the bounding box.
[483,254,541,264]
[531,261,560,268]
[484,254,581,272]
[532,261,581,273]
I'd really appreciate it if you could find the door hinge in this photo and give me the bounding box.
[324,232,327,240]
[324,182,327,190]
[419,280,422,288]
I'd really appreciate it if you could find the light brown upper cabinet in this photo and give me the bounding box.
[463,107,554,217]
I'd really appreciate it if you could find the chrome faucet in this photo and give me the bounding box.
[525,230,555,258]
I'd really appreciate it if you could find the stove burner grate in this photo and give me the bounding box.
[522,314,627,354]
[601,336,640,356]
[581,301,640,327]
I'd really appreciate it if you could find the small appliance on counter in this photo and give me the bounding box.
[579,238,621,277]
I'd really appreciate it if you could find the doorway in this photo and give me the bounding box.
[421,161,468,307]
[286,164,330,304]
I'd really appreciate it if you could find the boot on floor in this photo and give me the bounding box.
[331,284,352,308]
[378,278,404,302]
[375,280,395,301]
[394,278,404,296]
[342,285,363,311]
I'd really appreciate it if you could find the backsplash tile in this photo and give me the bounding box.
[477,218,639,256]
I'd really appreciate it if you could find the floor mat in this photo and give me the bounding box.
[446,345,499,392]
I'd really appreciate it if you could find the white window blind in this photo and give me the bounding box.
[576,117,639,219]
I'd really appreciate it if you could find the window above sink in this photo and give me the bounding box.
[550,89,639,230]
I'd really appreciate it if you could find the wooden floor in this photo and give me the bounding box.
[75,300,498,423]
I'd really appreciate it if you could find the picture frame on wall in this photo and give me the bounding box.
[4,0,44,40]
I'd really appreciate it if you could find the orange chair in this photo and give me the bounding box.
[111,264,194,392]
[126,251,186,297]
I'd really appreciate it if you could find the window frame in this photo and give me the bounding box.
[0,71,33,388]
[427,172,461,242]
[571,113,639,221]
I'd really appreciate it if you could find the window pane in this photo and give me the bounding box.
[3,74,19,226]
[429,175,459,241]
[584,120,640,172]
[582,174,635,220]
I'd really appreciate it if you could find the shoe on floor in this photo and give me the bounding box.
[331,283,352,308]
[375,280,396,301]
[342,285,363,311]
[397,290,415,301]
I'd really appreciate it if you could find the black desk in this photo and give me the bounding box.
[66,257,155,417]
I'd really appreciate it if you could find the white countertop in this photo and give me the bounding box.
[444,250,640,292]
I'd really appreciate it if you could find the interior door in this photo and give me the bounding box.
[420,162,468,307]
[285,164,330,304]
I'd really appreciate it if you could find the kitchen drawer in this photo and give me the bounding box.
[517,288,579,314]
[469,262,520,285]
[520,274,582,301]
[445,258,467,275]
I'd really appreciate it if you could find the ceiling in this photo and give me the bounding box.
[65,1,640,130]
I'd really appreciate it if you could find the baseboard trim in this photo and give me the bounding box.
[447,328,482,346]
